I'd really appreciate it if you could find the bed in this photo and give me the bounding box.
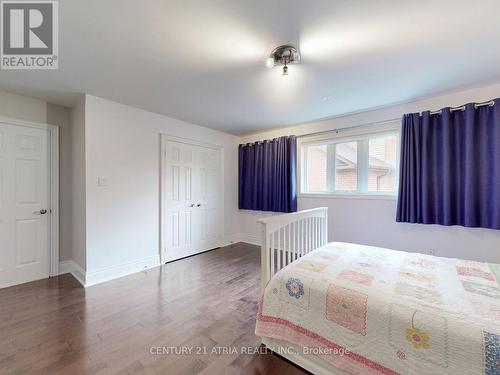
[255,208,500,375]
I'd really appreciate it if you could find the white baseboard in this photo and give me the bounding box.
[59,255,160,288]
[59,260,86,287]
[59,237,262,288]
[222,234,239,246]
[239,233,260,246]
[85,255,161,287]
[223,233,261,247]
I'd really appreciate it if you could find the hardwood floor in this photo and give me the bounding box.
[0,243,309,375]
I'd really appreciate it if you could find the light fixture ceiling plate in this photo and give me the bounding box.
[269,45,300,65]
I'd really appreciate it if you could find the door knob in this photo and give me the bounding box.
[189,204,194,207]
[34,209,48,215]
[196,204,201,207]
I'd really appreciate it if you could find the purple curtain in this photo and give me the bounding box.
[396,99,500,229]
[239,136,297,213]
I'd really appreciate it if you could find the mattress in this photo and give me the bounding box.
[255,242,500,375]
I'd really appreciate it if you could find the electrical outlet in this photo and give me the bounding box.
[426,248,435,256]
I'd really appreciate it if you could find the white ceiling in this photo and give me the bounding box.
[1,0,500,135]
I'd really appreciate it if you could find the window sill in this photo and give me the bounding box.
[299,193,397,201]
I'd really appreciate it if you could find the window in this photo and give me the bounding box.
[368,135,398,193]
[305,144,328,192]
[301,126,399,196]
[335,141,357,191]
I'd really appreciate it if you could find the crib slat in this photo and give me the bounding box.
[313,217,316,251]
[317,217,320,247]
[277,228,281,271]
[268,234,272,279]
[320,217,323,245]
[300,220,303,258]
[296,220,299,259]
[321,217,325,245]
[312,217,316,250]
[287,224,290,265]
[293,222,299,260]
[303,218,306,255]
[315,217,318,249]
[280,227,283,268]
[311,217,314,253]
[301,219,305,257]
[304,218,308,255]
[314,218,317,249]
[270,232,274,276]
[308,217,312,253]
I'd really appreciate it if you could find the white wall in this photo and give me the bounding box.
[0,91,46,123]
[69,96,87,270]
[0,91,241,285]
[84,95,240,275]
[238,82,500,263]
[46,103,73,262]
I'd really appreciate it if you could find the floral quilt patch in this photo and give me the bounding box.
[296,260,328,273]
[359,249,386,261]
[406,327,430,349]
[462,281,500,300]
[395,282,443,305]
[404,257,436,270]
[286,277,305,298]
[483,331,500,375]
[337,269,374,286]
[389,304,448,367]
[326,284,368,335]
[316,252,341,262]
[278,273,312,311]
[356,261,377,268]
[470,299,500,321]
[399,268,438,285]
[457,266,496,282]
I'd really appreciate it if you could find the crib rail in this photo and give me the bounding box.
[257,207,328,291]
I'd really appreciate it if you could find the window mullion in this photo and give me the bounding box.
[326,143,336,193]
[302,145,308,193]
[358,139,369,193]
[395,132,401,194]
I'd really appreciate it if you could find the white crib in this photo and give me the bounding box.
[257,207,328,291]
[256,207,352,375]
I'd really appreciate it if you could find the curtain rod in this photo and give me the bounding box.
[296,118,400,139]
[426,99,495,116]
[246,99,496,144]
[298,99,496,139]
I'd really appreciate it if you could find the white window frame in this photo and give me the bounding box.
[299,121,400,200]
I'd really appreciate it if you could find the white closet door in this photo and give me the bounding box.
[0,123,49,289]
[163,140,222,263]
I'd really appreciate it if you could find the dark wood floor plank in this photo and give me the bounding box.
[0,243,308,375]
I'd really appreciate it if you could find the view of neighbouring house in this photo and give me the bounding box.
[305,134,397,193]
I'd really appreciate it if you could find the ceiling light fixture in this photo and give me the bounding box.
[266,45,300,75]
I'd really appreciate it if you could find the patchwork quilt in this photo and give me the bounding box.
[255,242,500,375]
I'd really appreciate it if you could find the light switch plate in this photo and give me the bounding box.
[98,177,108,187]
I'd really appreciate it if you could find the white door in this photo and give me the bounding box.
[163,140,222,263]
[0,123,49,288]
